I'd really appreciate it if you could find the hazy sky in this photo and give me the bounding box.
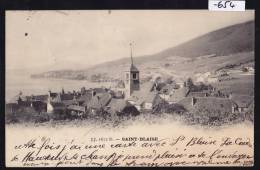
[6,10,254,71]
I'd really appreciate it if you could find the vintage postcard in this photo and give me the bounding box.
[5,10,254,167]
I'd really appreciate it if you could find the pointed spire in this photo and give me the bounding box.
[130,43,133,65]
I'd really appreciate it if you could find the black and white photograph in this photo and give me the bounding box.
[5,10,254,167]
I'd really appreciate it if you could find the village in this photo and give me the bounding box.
[6,46,254,124]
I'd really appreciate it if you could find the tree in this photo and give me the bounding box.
[116,80,125,88]
[152,102,186,114]
[155,76,162,83]
[165,76,175,84]
[81,87,86,95]
[242,67,249,72]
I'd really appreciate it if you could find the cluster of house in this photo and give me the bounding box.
[6,47,254,119]
[6,87,139,118]
[195,65,255,84]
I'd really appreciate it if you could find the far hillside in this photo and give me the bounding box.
[31,20,255,96]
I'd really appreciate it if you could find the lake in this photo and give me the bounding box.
[5,70,114,102]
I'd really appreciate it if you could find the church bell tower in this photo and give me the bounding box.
[125,43,140,99]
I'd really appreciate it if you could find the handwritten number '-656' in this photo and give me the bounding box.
[214,1,236,8]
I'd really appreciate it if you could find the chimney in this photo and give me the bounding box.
[17,96,22,105]
[48,90,51,96]
[232,106,235,113]
[229,93,232,99]
[47,90,52,103]
[73,95,77,101]
[191,97,196,106]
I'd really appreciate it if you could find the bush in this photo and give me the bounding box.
[180,111,246,126]
[153,103,186,114]
[5,107,51,124]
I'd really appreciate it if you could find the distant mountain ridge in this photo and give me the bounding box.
[32,20,254,81]
[153,20,254,59]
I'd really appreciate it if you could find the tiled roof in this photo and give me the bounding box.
[93,88,107,94]
[231,94,254,108]
[88,93,112,109]
[9,94,27,103]
[107,98,140,116]
[6,103,19,113]
[155,82,167,91]
[130,91,160,106]
[31,101,47,111]
[160,84,177,95]
[32,95,48,101]
[187,91,207,97]
[62,100,78,106]
[128,82,162,105]
[111,91,124,99]
[49,92,58,98]
[60,93,74,101]
[107,98,131,112]
[77,93,92,106]
[168,87,189,102]
[31,101,46,107]
[67,105,86,112]
[178,97,234,114]
[50,102,65,109]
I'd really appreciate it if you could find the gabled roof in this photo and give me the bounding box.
[143,82,156,92]
[6,103,19,112]
[92,88,107,94]
[160,84,178,95]
[77,93,92,106]
[49,92,58,98]
[107,98,131,113]
[155,82,167,91]
[60,93,74,101]
[178,97,234,114]
[107,98,140,116]
[31,100,46,107]
[9,94,27,103]
[67,105,86,112]
[187,91,207,97]
[18,101,32,107]
[50,102,65,109]
[168,87,190,102]
[142,92,159,103]
[88,93,112,109]
[231,94,254,108]
[130,90,160,106]
[128,82,161,105]
[62,100,78,106]
[32,95,48,101]
[31,101,47,111]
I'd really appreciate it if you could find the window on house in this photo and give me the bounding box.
[133,73,137,79]
[126,73,129,79]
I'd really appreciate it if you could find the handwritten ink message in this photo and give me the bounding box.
[8,135,253,167]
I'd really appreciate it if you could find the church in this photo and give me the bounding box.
[124,43,140,99]
[124,43,163,111]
